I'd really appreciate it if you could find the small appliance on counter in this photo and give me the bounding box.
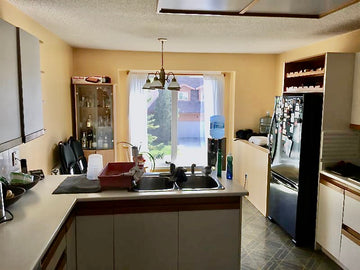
[326,161,360,182]
[208,115,226,170]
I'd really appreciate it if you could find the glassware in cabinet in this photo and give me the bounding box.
[73,84,114,151]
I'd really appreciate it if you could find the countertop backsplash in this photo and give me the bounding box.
[321,130,360,169]
[0,147,21,181]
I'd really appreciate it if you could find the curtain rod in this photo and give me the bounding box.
[126,70,225,76]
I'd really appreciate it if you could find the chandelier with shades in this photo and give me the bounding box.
[142,38,180,91]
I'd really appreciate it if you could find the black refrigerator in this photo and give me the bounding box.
[268,93,323,246]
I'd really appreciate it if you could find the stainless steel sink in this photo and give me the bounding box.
[131,173,224,192]
[177,175,225,191]
[132,176,175,192]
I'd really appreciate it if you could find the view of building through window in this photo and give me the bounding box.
[146,75,207,167]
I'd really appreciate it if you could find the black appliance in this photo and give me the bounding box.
[208,138,226,168]
[268,93,323,246]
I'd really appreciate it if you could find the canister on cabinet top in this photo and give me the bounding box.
[259,112,271,134]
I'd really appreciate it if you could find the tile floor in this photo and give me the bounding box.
[241,198,342,270]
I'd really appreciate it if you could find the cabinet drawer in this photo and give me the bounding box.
[316,180,344,259]
[41,227,66,270]
[340,231,360,270]
[344,191,360,234]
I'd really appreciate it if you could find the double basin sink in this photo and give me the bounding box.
[132,173,225,192]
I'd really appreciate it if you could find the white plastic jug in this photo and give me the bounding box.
[210,115,225,139]
[87,154,103,180]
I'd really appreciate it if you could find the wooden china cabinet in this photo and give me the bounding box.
[72,83,116,166]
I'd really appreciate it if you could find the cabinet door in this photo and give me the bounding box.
[343,191,360,234]
[233,140,269,216]
[66,216,76,270]
[0,19,22,151]
[18,28,44,142]
[114,212,178,270]
[179,209,240,270]
[339,233,360,270]
[73,84,114,151]
[76,215,114,270]
[41,227,67,270]
[316,180,344,259]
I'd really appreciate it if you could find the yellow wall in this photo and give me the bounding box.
[73,49,277,159]
[0,0,73,173]
[276,29,360,94]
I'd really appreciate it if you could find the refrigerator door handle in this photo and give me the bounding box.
[269,111,277,162]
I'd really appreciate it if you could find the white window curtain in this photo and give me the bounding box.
[202,74,225,140]
[128,72,149,152]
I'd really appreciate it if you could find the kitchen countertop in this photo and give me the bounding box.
[320,170,360,193]
[0,174,248,270]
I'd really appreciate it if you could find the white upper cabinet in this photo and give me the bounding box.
[351,53,360,128]
[0,19,22,151]
[18,28,44,142]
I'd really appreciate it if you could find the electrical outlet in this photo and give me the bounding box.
[11,152,16,166]
[9,147,20,172]
[0,147,20,180]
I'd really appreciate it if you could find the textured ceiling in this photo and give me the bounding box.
[7,0,360,53]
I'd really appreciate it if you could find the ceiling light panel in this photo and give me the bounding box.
[157,0,253,13]
[248,0,357,17]
[158,0,360,18]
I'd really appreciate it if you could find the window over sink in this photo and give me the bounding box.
[129,72,224,168]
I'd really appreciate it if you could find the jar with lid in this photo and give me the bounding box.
[259,112,272,134]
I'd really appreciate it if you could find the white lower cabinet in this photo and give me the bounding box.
[343,191,360,233]
[74,198,241,270]
[316,181,344,259]
[114,212,178,270]
[233,140,269,216]
[66,216,77,270]
[339,191,360,270]
[76,215,114,270]
[339,233,360,270]
[178,209,240,270]
[41,215,76,270]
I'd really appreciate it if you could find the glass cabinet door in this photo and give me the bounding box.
[75,84,114,150]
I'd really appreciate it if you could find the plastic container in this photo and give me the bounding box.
[210,115,225,139]
[87,154,104,180]
[226,153,233,180]
[259,112,272,134]
[10,172,34,184]
[98,162,135,189]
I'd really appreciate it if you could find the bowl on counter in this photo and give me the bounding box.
[9,174,40,190]
[4,186,26,207]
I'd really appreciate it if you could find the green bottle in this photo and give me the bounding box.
[226,153,233,180]
[217,149,222,177]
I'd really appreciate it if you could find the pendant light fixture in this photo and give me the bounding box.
[143,38,180,91]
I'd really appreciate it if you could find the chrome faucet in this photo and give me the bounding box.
[191,163,196,175]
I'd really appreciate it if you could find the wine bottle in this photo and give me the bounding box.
[86,114,93,148]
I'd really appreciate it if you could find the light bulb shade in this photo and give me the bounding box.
[150,76,164,89]
[167,77,180,91]
[142,78,151,89]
